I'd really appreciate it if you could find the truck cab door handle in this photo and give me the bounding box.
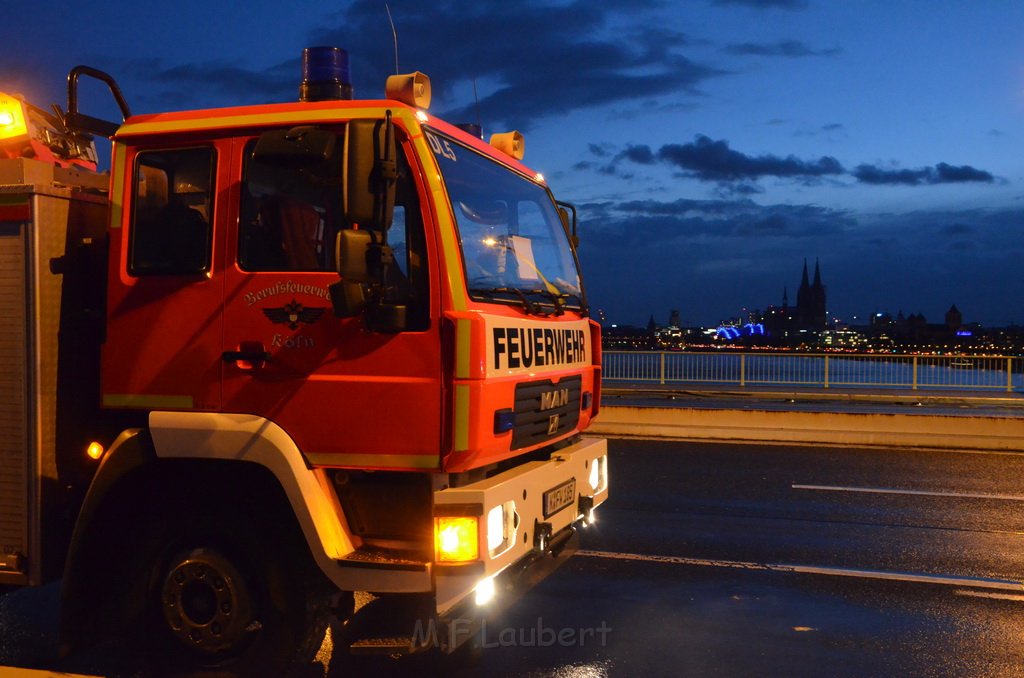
[223,342,271,369]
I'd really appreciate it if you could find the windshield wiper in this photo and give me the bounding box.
[472,286,586,317]
[472,286,543,315]
[533,288,565,316]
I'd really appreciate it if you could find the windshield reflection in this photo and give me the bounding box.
[425,130,584,314]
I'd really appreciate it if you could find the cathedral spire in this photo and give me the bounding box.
[813,258,822,288]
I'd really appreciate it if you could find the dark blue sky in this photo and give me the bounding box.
[5,0,1023,326]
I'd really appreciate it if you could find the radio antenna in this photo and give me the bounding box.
[473,77,481,128]
[385,3,399,74]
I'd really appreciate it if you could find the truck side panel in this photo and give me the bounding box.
[0,190,32,584]
[0,172,106,585]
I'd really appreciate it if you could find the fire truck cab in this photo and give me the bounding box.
[1,48,607,674]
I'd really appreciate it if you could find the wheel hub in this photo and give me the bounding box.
[161,548,253,654]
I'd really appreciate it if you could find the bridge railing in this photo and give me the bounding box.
[601,351,1022,392]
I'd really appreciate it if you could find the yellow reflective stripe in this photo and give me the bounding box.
[453,384,470,451]
[304,453,439,470]
[109,142,127,229]
[455,319,471,379]
[103,393,194,409]
[412,135,467,311]
[116,107,414,137]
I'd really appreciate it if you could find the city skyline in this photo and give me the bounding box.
[635,257,988,331]
[4,1,1023,326]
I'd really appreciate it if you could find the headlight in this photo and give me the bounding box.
[475,576,496,606]
[589,454,607,493]
[487,505,505,553]
[486,501,517,557]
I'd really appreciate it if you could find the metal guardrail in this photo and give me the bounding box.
[602,351,1023,392]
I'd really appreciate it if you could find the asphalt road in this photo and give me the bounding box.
[5,438,1024,676]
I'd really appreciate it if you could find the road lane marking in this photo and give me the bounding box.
[577,550,1024,592]
[792,483,1024,502]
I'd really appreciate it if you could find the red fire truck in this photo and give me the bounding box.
[0,47,607,673]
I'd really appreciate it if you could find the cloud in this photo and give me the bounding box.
[87,1,717,127]
[723,41,841,58]
[941,223,972,235]
[935,163,994,183]
[712,0,808,8]
[585,196,854,243]
[577,198,1024,327]
[110,57,297,110]
[308,0,723,129]
[605,135,997,189]
[656,135,844,181]
[853,162,994,185]
[615,145,657,165]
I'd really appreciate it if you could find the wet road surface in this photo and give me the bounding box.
[4,438,1024,676]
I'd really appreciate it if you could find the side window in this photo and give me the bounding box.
[238,128,430,331]
[238,131,343,272]
[130,148,215,275]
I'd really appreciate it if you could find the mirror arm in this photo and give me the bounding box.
[373,110,399,296]
[556,200,579,248]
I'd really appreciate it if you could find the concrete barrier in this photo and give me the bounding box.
[592,406,1024,452]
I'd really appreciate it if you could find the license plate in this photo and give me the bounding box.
[543,478,576,518]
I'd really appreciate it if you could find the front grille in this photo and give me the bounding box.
[511,375,582,450]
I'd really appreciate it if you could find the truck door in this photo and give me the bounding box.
[220,129,442,469]
[102,143,224,413]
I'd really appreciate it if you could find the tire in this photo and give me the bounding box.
[128,501,332,677]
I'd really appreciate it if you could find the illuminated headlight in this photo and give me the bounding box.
[435,516,479,563]
[486,501,517,557]
[588,455,608,493]
[475,576,496,606]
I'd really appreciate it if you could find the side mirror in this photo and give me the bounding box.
[329,229,407,332]
[335,228,373,283]
[345,117,396,230]
[329,229,372,318]
[557,201,579,248]
[253,126,335,165]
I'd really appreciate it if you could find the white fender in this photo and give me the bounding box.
[148,411,431,592]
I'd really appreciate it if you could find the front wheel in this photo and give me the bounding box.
[130,506,331,676]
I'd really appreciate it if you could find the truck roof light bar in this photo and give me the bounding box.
[300,46,353,102]
[1,90,98,169]
[0,93,29,143]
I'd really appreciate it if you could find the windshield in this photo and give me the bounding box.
[425,130,584,314]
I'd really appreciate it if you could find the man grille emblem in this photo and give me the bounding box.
[262,299,327,330]
[547,414,560,435]
[540,388,569,411]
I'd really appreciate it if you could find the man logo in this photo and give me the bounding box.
[547,414,560,436]
[539,388,569,412]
